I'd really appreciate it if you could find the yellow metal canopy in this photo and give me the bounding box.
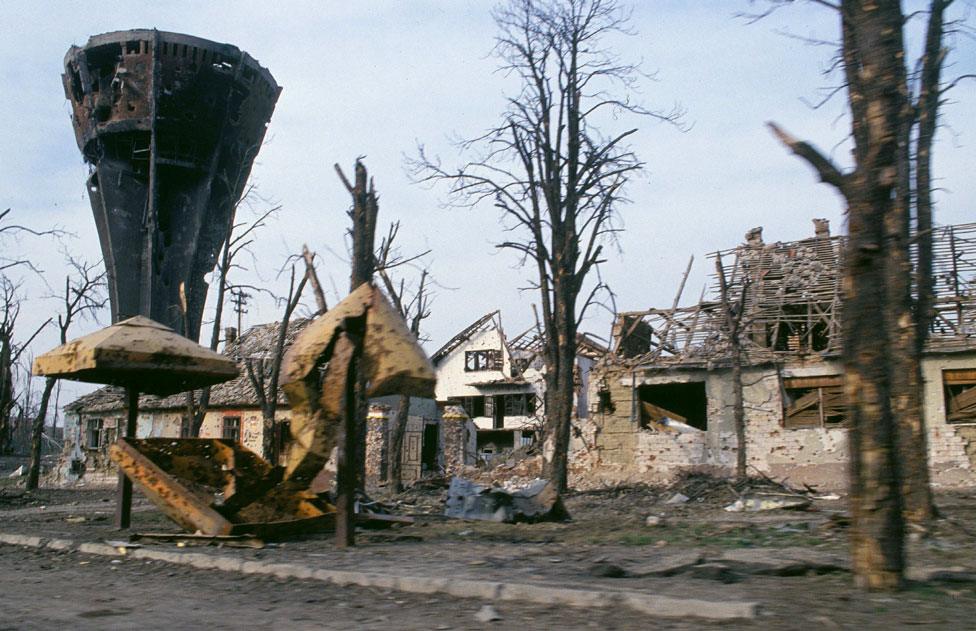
[32,315,238,395]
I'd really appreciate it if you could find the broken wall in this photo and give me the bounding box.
[576,354,976,490]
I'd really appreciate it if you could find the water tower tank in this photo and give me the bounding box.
[63,30,280,340]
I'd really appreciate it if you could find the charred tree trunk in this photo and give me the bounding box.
[840,0,908,590]
[0,331,12,456]
[25,377,56,490]
[335,160,379,547]
[770,0,910,590]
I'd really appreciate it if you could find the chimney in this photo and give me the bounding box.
[813,218,830,239]
[745,226,763,247]
[224,326,238,345]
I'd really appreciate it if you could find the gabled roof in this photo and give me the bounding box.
[430,310,499,365]
[65,318,311,414]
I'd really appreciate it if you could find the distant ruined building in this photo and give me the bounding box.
[578,220,976,489]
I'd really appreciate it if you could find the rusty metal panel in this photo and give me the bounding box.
[110,437,334,537]
[110,439,235,535]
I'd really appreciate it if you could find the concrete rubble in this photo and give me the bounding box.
[444,477,568,523]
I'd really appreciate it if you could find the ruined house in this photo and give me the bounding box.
[432,311,606,463]
[58,319,466,486]
[579,220,976,489]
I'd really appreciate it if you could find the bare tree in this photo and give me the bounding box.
[0,208,65,276]
[0,208,65,454]
[185,202,279,437]
[334,159,381,547]
[244,265,307,463]
[767,0,916,590]
[714,254,750,480]
[410,0,680,492]
[0,279,50,455]
[375,222,433,492]
[26,255,106,490]
[302,244,329,317]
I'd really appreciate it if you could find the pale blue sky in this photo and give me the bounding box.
[2,1,974,407]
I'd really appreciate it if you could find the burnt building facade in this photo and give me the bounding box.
[578,221,976,489]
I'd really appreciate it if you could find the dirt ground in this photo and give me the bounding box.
[2,466,976,629]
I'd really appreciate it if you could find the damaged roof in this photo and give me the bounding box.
[610,220,976,369]
[65,318,311,414]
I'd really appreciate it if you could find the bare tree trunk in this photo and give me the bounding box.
[0,338,11,456]
[770,0,909,590]
[896,0,950,529]
[25,377,56,490]
[544,282,577,494]
[388,393,410,492]
[715,254,748,479]
[335,160,379,547]
[846,192,905,590]
[844,0,908,589]
[303,245,328,316]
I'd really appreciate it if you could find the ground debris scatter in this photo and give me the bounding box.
[4,464,976,628]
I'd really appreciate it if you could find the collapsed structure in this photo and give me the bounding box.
[579,220,976,489]
[60,319,477,487]
[432,311,606,463]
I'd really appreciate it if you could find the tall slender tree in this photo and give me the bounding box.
[412,0,680,492]
[244,264,307,463]
[375,222,433,491]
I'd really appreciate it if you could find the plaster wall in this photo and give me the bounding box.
[578,354,976,490]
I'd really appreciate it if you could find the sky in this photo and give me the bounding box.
[2,1,975,412]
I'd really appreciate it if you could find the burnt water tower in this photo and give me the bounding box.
[63,30,280,340]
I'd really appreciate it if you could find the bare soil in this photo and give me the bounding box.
[2,471,976,629]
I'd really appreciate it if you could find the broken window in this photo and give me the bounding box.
[638,382,707,431]
[782,376,847,429]
[512,356,533,374]
[503,393,535,416]
[222,416,241,442]
[465,349,503,372]
[449,396,486,418]
[85,418,104,449]
[944,369,976,424]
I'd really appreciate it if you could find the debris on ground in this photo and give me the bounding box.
[8,465,25,478]
[474,604,502,622]
[659,471,824,511]
[444,477,569,523]
[130,532,266,549]
[724,495,812,512]
[665,492,690,505]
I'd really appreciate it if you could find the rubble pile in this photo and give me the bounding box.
[656,471,820,511]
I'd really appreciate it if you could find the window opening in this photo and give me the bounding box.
[638,382,707,431]
[222,416,241,442]
[782,376,847,429]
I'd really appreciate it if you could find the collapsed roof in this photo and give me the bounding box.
[611,220,976,369]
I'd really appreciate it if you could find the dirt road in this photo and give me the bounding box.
[0,544,699,631]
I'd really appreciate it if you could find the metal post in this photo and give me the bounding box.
[114,387,139,529]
